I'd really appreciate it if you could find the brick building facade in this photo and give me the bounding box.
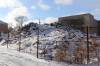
[0,20,8,40]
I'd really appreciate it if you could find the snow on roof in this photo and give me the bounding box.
[0,20,7,24]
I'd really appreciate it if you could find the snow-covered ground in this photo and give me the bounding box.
[0,46,68,66]
[0,46,99,66]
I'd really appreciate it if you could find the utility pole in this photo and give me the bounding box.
[86,26,90,65]
[7,29,9,48]
[37,19,40,58]
[97,47,100,66]
[18,20,22,52]
[19,26,21,52]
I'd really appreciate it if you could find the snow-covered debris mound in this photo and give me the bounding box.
[0,22,100,64]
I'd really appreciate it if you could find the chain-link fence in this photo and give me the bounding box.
[6,23,100,66]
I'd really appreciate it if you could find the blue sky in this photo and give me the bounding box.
[0,0,100,26]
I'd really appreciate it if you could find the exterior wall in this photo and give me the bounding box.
[0,21,8,40]
[0,23,8,33]
[59,15,84,26]
[82,14,97,33]
[58,14,97,33]
[0,32,7,40]
[97,21,100,36]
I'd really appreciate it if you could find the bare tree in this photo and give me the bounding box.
[15,16,28,51]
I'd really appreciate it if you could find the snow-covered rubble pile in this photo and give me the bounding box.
[0,23,99,65]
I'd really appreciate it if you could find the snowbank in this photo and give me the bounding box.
[0,47,67,66]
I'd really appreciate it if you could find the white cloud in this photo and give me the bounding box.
[32,17,58,24]
[0,0,22,8]
[90,8,100,19]
[31,5,36,10]
[95,8,100,13]
[31,0,50,11]
[74,9,100,19]
[0,0,30,27]
[77,12,87,14]
[75,9,100,16]
[74,12,88,15]
[31,19,39,24]
[44,17,58,24]
[37,0,50,10]
[38,3,50,10]
[54,0,73,5]
[88,8,100,16]
[5,6,29,27]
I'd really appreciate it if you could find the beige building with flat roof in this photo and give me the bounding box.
[59,13,97,33]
